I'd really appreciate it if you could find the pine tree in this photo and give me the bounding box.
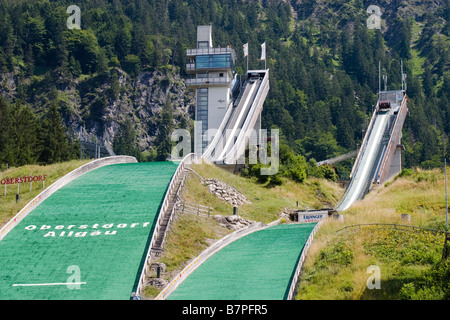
[11,103,40,166]
[155,98,174,161]
[113,118,142,160]
[25,44,35,76]
[39,103,70,164]
[422,63,434,98]
[68,55,82,78]
[0,96,14,166]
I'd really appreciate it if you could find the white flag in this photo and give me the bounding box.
[260,42,266,60]
[243,43,248,57]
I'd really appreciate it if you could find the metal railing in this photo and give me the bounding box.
[202,75,243,160]
[186,63,233,72]
[202,101,235,160]
[336,223,449,237]
[286,221,322,300]
[136,153,199,296]
[186,77,233,87]
[152,192,215,254]
[185,63,195,70]
[153,173,189,253]
[178,200,213,217]
[334,101,382,211]
[375,95,408,184]
[186,47,235,57]
[221,70,270,163]
[349,102,379,179]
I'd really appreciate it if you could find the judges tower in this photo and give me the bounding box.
[186,25,236,154]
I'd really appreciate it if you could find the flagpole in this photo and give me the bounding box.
[244,43,249,73]
[261,42,266,70]
[247,54,249,73]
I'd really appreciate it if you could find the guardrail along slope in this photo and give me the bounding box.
[165,223,317,300]
[0,160,179,300]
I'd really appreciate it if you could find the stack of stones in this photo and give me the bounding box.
[203,178,251,207]
[213,214,254,231]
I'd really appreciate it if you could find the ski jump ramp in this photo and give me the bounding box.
[335,90,408,211]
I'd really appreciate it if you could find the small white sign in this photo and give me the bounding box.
[298,212,328,223]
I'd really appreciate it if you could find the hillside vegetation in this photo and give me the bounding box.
[296,167,450,300]
[0,0,448,172]
[188,160,343,222]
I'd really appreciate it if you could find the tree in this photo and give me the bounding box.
[65,29,101,74]
[123,54,141,77]
[0,96,14,166]
[298,131,339,161]
[11,103,40,166]
[24,44,34,76]
[96,47,109,75]
[39,103,70,164]
[114,20,132,60]
[422,63,434,98]
[113,118,142,160]
[21,14,47,63]
[155,98,175,161]
[68,56,82,78]
[390,19,412,60]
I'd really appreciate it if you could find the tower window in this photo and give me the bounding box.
[198,41,209,49]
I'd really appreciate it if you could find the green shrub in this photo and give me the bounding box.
[267,174,283,187]
[318,165,338,182]
[317,242,354,269]
[399,168,414,177]
[398,283,416,300]
[306,158,323,178]
[289,166,306,183]
[340,280,354,293]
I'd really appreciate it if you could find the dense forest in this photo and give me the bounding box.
[0,0,448,177]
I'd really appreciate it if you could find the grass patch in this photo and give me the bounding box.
[409,47,426,76]
[158,213,229,272]
[188,161,344,224]
[296,167,449,300]
[0,159,91,228]
[408,20,425,76]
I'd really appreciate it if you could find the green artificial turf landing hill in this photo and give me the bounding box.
[168,223,317,300]
[0,161,178,300]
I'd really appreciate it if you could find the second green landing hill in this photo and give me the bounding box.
[168,223,317,300]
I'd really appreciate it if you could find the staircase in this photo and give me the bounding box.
[151,168,188,255]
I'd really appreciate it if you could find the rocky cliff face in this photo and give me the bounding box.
[1,66,195,153]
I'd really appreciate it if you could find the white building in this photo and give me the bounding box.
[186,25,237,154]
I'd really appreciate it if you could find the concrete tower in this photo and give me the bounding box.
[186,25,236,154]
